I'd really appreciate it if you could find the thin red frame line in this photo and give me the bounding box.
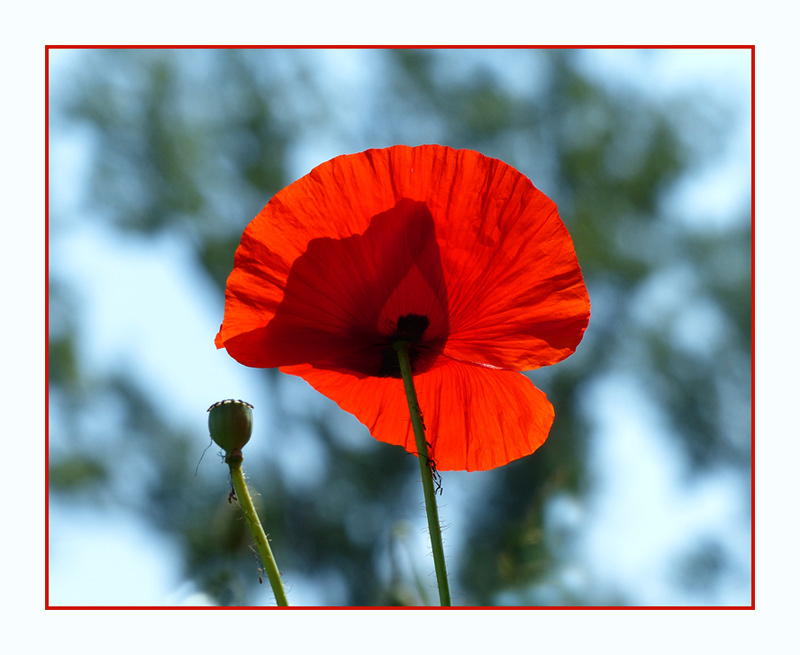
[749,45,755,610]
[49,604,754,610]
[44,44,754,50]
[45,46,51,611]
[44,44,756,611]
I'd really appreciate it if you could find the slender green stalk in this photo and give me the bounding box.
[393,341,452,606]
[227,453,289,606]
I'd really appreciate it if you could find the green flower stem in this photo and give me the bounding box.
[393,341,452,607]
[226,452,289,606]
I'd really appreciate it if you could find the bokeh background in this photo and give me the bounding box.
[47,47,752,607]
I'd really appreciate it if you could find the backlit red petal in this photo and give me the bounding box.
[220,198,449,373]
[283,358,554,472]
[216,145,589,373]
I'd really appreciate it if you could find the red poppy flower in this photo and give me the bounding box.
[216,145,590,472]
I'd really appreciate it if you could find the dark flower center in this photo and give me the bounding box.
[377,313,430,378]
[393,313,430,342]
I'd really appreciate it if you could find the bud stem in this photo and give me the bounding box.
[227,456,289,606]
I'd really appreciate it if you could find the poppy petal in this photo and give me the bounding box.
[215,147,421,352]
[283,357,554,472]
[221,198,449,373]
[401,149,590,371]
[217,145,588,373]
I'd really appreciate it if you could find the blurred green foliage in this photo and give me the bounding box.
[48,48,750,606]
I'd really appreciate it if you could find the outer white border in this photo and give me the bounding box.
[13,1,789,650]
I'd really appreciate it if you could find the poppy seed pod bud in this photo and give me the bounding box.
[208,399,254,457]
